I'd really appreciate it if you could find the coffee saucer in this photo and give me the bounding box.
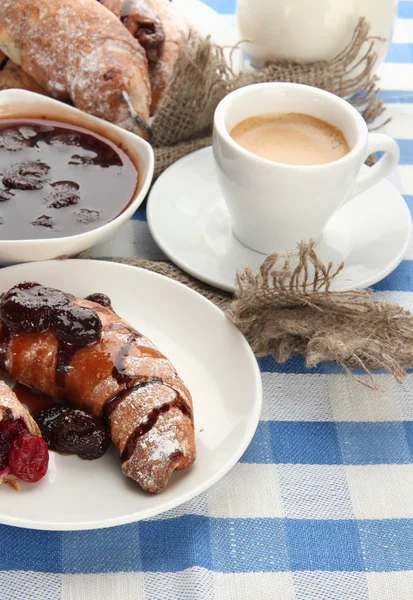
[147,147,412,292]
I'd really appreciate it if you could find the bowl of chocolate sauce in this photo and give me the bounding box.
[0,89,154,263]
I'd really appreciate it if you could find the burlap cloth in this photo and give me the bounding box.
[107,20,410,388]
[151,18,386,177]
[109,240,413,390]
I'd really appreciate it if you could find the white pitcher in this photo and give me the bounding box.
[237,0,398,72]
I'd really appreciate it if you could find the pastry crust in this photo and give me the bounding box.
[0,296,196,493]
[149,0,189,113]
[0,0,152,138]
[0,51,48,94]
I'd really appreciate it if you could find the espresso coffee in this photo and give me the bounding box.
[230,112,350,165]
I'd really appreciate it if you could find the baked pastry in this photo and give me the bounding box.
[0,0,152,138]
[0,50,48,94]
[0,380,49,488]
[0,283,196,493]
[99,0,165,63]
[149,0,189,113]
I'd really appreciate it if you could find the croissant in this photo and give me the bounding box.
[149,0,189,113]
[0,380,49,488]
[0,0,152,138]
[99,0,165,63]
[0,283,196,493]
[0,51,49,95]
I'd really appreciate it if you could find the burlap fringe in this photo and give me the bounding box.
[111,241,413,389]
[229,241,413,389]
[152,19,387,178]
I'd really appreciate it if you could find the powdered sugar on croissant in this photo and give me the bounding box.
[0,0,152,138]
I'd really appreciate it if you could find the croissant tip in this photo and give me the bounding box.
[123,447,195,493]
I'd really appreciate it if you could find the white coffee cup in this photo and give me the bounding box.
[213,82,400,254]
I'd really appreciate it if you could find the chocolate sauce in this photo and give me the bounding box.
[12,383,65,415]
[103,378,162,420]
[112,335,139,385]
[0,118,138,239]
[55,343,78,388]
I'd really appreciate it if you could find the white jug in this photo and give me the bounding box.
[237,0,397,72]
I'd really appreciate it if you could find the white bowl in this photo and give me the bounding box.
[0,89,154,264]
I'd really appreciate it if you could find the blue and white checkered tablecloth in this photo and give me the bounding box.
[2,2,413,599]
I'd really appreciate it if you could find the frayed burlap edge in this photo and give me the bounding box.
[106,241,413,390]
[151,19,388,178]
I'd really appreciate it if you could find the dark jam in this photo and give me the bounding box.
[12,385,110,461]
[0,282,102,347]
[36,405,110,460]
[0,118,139,239]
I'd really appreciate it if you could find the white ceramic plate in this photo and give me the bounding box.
[147,147,412,292]
[173,0,243,72]
[0,260,261,530]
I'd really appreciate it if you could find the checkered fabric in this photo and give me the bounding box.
[2,1,413,598]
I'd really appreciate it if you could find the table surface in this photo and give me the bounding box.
[2,2,413,600]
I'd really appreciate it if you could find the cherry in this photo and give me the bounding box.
[36,405,110,460]
[1,282,66,333]
[53,305,102,346]
[2,160,50,190]
[8,432,49,483]
[47,181,80,209]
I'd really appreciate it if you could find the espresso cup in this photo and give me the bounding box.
[213,82,400,254]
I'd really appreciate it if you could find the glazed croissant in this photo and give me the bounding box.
[0,381,49,488]
[0,0,152,138]
[0,283,196,493]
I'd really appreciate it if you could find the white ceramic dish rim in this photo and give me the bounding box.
[0,260,262,530]
[0,89,154,249]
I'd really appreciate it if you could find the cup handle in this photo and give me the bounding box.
[349,133,400,201]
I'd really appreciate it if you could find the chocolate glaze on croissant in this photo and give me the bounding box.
[0,283,196,493]
[99,0,165,63]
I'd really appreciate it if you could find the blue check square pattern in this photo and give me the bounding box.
[2,2,413,599]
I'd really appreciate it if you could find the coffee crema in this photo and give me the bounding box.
[230,112,350,166]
